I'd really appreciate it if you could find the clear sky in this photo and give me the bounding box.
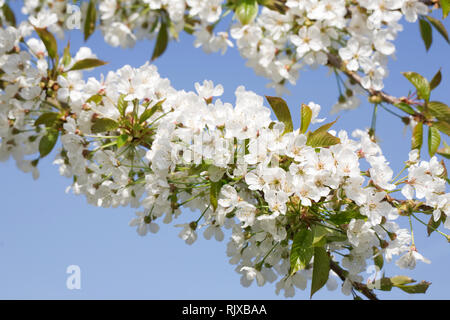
[0,3,449,300]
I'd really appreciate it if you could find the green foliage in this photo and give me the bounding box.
[290,228,314,275]
[68,58,108,71]
[265,96,294,134]
[419,18,433,51]
[39,128,59,158]
[151,19,169,61]
[84,0,97,41]
[139,99,165,123]
[306,119,340,148]
[35,112,59,127]
[300,104,312,134]
[402,72,430,102]
[91,118,119,133]
[235,0,259,25]
[310,246,330,298]
[428,126,441,157]
[34,27,57,59]
[412,121,423,152]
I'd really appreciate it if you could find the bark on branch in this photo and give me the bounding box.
[330,260,379,301]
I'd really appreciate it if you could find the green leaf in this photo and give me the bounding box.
[419,19,433,51]
[117,94,128,117]
[68,58,108,71]
[428,126,441,157]
[84,0,97,41]
[210,181,222,212]
[373,247,384,270]
[2,3,16,26]
[310,247,330,298]
[265,96,293,134]
[34,112,59,127]
[306,131,340,148]
[402,72,431,102]
[428,101,450,122]
[437,141,450,159]
[312,118,338,134]
[39,129,59,158]
[412,121,423,151]
[426,16,449,43]
[430,69,442,90]
[300,103,312,134]
[427,215,442,236]
[62,42,71,67]
[86,94,103,105]
[442,0,450,19]
[312,225,328,247]
[151,20,169,61]
[34,27,57,59]
[139,99,165,123]
[91,118,119,133]
[290,228,314,275]
[396,281,431,294]
[117,134,129,149]
[235,0,259,25]
[394,102,416,115]
[433,120,450,136]
[390,276,415,286]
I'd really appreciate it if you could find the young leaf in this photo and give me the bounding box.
[290,228,314,275]
[86,94,103,105]
[210,181,222,212]
[117,134,129,149]
[402,72,430,102]
[427,215,442,236]
[430,69,442,90]
[39,129,59,158]
[34,112,59,127]
[395,281,431,294]
[428,126,441,157]
[442,0,450,19]
[117,94,128,117]
[139,99,165,123]
[419,19,433,51]
[426,16,449,43]
[62,42,71,67]
[328,209,367,225]
[84,0,97,41]
[390,276,415,286]
[151,20,169,61]
[265,96,293,133]
[91,118,119,133]
[236,0,259,25]
[2,3,16,26]
[412,121,423,151]
[394,102,416,115]
[432,120,450,136]
[428,101,450,122]
[306,131,340,148]
[310,247,330,298]
[34,27,57,59]
[68,58,108,71]
[312,225,328,247]
[300,104,312,134]
[437,141,450,159]
[373,247,384,270]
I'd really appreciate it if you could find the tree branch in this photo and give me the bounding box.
[330,260,379,301]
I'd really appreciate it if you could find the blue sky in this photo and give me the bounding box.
[0,4,449,299]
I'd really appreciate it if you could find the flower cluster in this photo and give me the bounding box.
[17,0,435,110]
[1,18,448,298]
[1,2,449,299]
